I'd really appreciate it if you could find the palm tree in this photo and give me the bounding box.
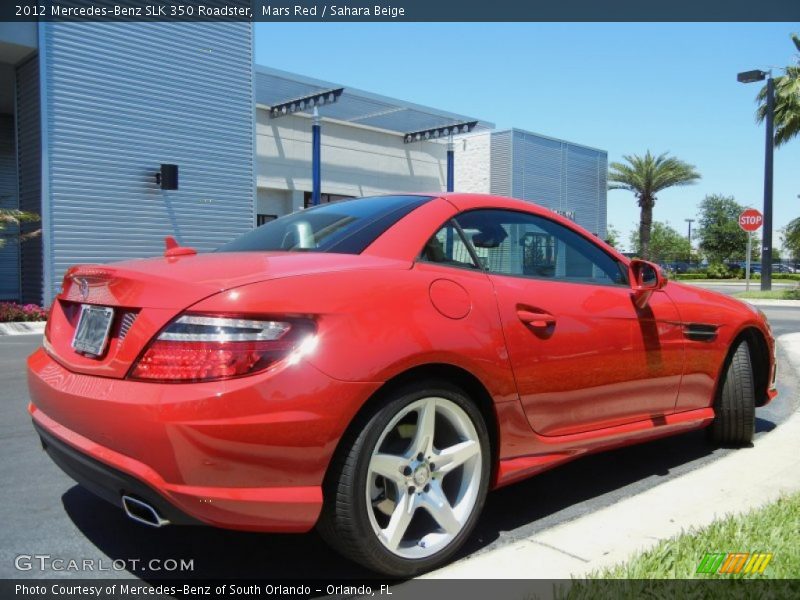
[756,33,800,147]
[608,151,700,260]
[0,208,40,248]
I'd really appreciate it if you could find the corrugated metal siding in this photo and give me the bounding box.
[564,143,605,236]
[596,153,608,239]
[41,22,254,303]
[490,129,607,238]
[16,55,42,305]
[489,130,512,197]
[0,115,19,300]
[515,131,562,211]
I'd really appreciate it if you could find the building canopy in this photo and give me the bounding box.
[256,65,493,136]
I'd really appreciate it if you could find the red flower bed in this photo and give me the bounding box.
[0,302,48,322]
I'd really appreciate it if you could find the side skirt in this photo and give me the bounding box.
[494,408,714,488]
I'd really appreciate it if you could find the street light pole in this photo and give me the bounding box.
[737,68,774,291]
[761,73,774,291]
[685,218,694,262]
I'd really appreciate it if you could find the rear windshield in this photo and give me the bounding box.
[217,195,433,254]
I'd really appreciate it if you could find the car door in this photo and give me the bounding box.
[453,209,685,437]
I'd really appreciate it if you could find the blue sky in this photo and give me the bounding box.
[255,23,800,251]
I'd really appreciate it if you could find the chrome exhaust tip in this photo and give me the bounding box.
[121,495,170,528]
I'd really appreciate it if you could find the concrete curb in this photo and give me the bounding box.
[681,281,797,286]
[426,333,800,579]
[740,299,800,307]
[0,321,46,336]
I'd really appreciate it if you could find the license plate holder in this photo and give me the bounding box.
[72,305,115,357]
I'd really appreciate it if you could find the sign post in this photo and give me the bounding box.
[746,233,752,291]
[739,208,764,291]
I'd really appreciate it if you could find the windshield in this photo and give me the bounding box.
[217,195,434,254]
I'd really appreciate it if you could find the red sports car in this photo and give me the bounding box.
[28,194,776,576]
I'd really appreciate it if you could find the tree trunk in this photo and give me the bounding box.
[639,199,653,260]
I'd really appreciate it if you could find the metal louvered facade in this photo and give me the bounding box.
[488,130,513,198]
[16,55,42,305]
[481,129,607,238]
[0,115,18,300]
[38,22,254,304]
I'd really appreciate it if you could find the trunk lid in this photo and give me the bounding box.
[45,251,407,378]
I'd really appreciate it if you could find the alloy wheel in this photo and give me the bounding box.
[365,396,483,559]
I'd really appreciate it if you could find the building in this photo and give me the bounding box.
[455,128,608,239]
[0,23,607,307]
[0,22,254,305]
[253,66,492,221]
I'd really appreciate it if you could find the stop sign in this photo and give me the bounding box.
[739,209,763,232]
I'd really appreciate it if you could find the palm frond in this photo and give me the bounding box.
[0,208,40,225]
[608,151,700,197]
[755,37,800,147]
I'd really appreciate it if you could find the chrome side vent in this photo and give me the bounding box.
[683,323,719,342]
[118,311,138,341]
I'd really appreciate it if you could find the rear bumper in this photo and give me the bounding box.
[33,419,201,526]
[28,348,381,532]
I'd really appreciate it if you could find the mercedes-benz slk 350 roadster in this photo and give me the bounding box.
[28,194,776,576]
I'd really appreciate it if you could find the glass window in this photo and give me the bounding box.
[452,209,628,286]
[256,214,277,226]
[419,221,480,270]
[217,195,433,254]
[303,192,355,208]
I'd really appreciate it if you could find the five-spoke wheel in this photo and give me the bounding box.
[318,381,490,576]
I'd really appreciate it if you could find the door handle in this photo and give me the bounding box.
[517,310,556,329]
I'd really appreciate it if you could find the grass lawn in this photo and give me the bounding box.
[557,494,800,598]
[735,289,800,300]
[591,492,800,579]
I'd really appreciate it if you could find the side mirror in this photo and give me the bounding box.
[629,259,666,308]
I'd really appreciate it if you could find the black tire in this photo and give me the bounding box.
[707,340,756,446]
[317,380,491,577]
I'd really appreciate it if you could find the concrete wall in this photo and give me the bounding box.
[256,109,447,215]
[256,187,299,218]
[453,132,491,194]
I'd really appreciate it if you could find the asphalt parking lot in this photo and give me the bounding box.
[2,304,798,582]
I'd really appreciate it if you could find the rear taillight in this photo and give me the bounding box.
[129,315,315,383]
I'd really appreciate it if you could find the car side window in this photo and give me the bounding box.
[454,209,628,286]
[419,221,480,270]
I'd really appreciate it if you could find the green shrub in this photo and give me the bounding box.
[706,263,734,279]
[675,273,708,280]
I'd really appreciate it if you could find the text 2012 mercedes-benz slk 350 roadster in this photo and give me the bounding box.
[28,193,776,576]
